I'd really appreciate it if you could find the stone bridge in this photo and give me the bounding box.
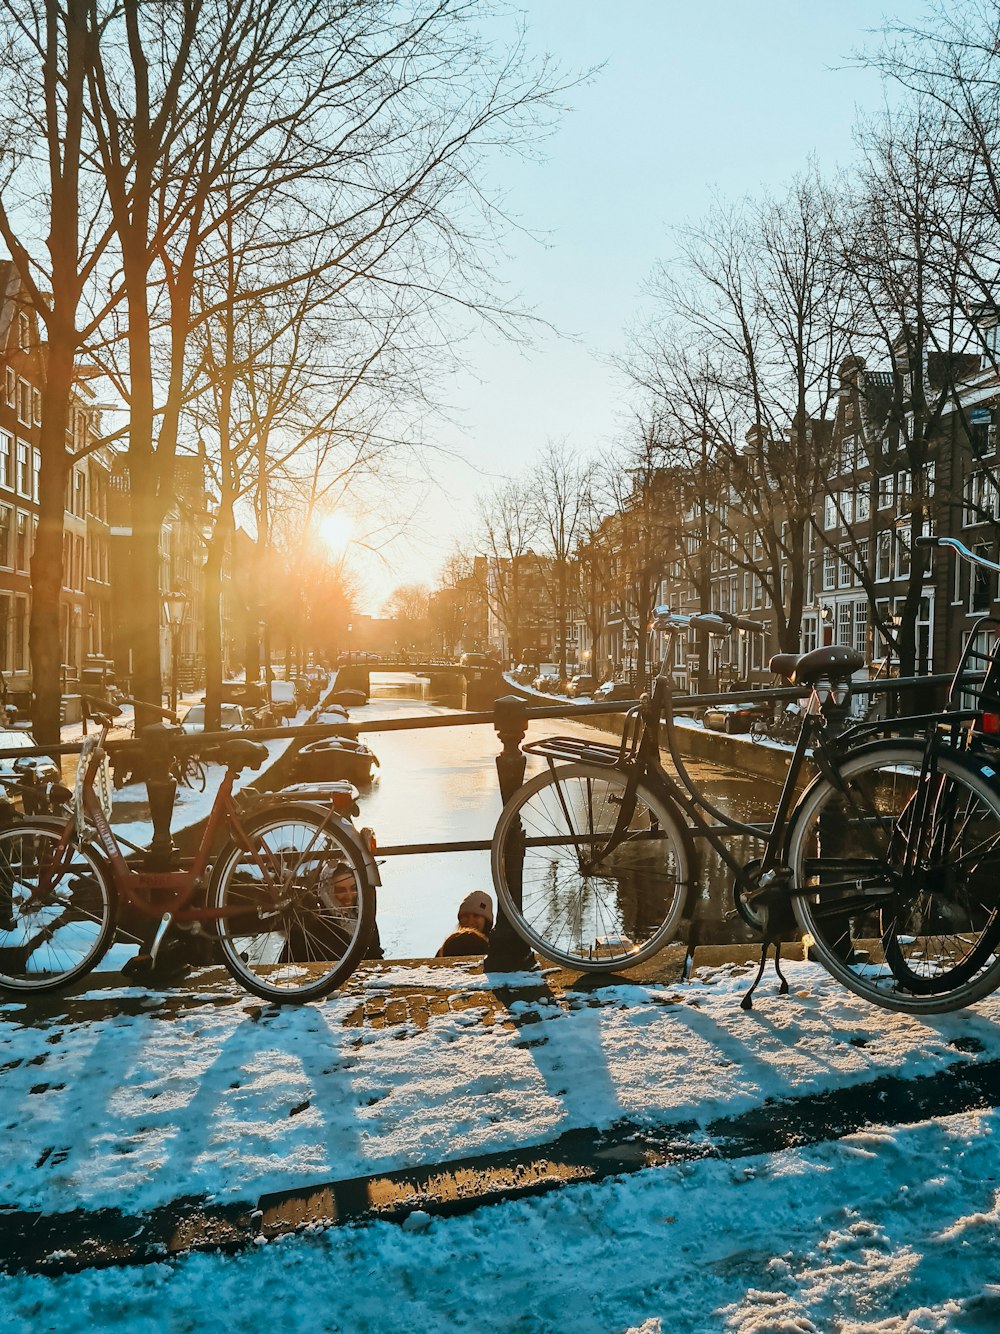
[332,659,506,710]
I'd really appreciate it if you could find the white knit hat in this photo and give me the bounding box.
[458,891,494,931]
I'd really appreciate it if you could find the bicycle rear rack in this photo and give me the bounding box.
[522,705,644,769]
[522,736,621,766]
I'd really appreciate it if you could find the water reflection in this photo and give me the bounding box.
[353,673,778,959]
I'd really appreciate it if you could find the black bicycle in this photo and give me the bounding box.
[491,605,1000,1014]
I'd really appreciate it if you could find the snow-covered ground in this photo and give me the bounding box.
[3,960,1000,1331]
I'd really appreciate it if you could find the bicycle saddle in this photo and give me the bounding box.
[768,645,864,686]
[212,738,268,772]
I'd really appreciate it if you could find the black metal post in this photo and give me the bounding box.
[484,695,536,971]
[143,724,179,871]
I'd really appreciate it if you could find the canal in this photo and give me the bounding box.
[350,673,780,959]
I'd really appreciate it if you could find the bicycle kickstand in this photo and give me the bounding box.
[740,934,791,1012]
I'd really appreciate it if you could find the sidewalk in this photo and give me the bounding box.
[3,948,1000,1331]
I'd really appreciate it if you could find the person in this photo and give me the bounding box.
[317,859,383,960]
[436,890,494,958]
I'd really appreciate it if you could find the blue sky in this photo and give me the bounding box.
[364,0,931,609]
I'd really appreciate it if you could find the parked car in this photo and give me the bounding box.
[593,680,635,702]
[565,674,597,698]
[180,703,247,734]
[701,700,770,735]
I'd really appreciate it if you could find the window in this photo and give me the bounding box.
[73,470,86,518]
[838,602,853,646]
[13,596,26,673]
[0,593,10,672]
[925,461,936,497]
[0,506,11,569]
[823,549,836,591]
[838,547,853,588]
[840,491,854,525]
[971,540,994,612]
[876,530,892,582]
[895,529,911,580]
[4,368,14,408]
[839,435,856,475]
[17,313,29,351]
[853,600,868,657]
[824,494,837,529]
[963,470,998,526]
[878,473,895,509]
[0,433,10,490]
[16,380,30,427]
[31,448,40,504]
[802,615,818,655]
[15,442,29,497]
[15,512,29,573]
[856,483,871,522]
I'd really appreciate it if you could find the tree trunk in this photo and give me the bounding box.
[29,348,74,744]
[203,526,226,732]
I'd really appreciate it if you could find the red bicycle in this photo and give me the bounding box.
[0,700,379,1003]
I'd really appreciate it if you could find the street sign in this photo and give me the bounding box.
[969,407,992,425]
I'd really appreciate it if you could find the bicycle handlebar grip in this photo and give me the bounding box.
[120,696,180,724]
[715,611,765,635]
[914,535,940,549]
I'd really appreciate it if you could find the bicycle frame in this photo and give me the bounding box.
[35,726,329,928]
[596,657,833,896]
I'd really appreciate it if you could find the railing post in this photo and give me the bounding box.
[484,694,535,971]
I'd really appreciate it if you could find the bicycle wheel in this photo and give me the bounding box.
[749,719,769,744]
[491,763,691,971]
[0,821,117,992]
[788,743,1000,1013]
[210,805,374,1002]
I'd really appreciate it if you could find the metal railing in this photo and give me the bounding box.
[0,671,963,968]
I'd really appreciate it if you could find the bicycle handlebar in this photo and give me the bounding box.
[916,534,1000,574]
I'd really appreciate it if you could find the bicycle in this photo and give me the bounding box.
[749,701,802,745]
[0,698,380,1003]
[491,606,1000,1014]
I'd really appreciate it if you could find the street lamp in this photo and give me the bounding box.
[162,589,190,714]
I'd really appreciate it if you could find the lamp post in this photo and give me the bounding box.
[162,590,189,714]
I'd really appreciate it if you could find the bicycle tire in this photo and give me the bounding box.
[491,763,691,971]
[788,742,1000,1013]
[210,805,374,1003]
[0,820,117,992]
[749,720,769,744]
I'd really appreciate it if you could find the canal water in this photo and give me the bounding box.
[351,673,781,960]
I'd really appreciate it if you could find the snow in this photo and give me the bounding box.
[3,961,1000,1330]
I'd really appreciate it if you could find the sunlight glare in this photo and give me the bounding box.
[318,512,353,555]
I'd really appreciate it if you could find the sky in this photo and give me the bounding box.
[356,0,932,613]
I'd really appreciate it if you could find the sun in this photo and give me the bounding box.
[317,512,353,555]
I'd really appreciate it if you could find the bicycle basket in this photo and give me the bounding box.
[73,735,114,834]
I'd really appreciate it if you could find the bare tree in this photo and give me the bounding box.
[474,477,539,663]
[78,0,570,716]
[530,441,593,677]
[632,170,851,654]
[0,0,121,740]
